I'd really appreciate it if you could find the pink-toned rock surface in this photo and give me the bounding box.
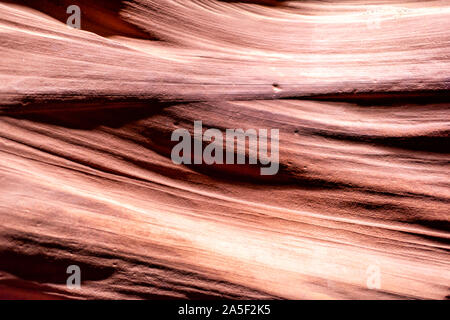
[0,0,449,299]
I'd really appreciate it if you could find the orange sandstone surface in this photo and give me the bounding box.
[0,0,449,299]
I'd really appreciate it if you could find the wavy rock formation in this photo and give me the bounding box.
[0,0,449,299]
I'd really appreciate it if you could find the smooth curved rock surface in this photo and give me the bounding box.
[0,0,449,299]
